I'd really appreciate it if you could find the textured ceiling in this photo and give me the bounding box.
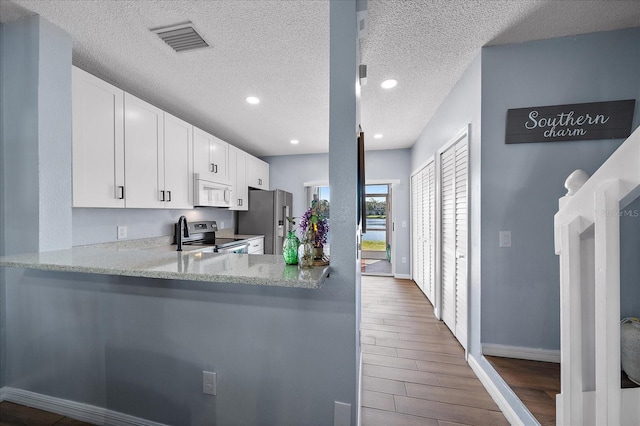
[2,0,640,156]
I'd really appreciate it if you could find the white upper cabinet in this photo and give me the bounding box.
[124,93,165,209]
[72,67,125,208]
[229,145,248,211]
[163,113,193,209]
[246,155,269,190]
[193,127,229,182]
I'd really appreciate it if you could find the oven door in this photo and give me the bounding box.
[216,242,250,254]
[195,174,232,208]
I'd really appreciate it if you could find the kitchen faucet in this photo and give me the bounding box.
[176,216,189,251]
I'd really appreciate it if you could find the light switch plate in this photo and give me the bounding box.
[499,231,511,248]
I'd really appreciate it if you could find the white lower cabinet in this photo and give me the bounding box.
[229,145,248,210]
[248,237,264,254]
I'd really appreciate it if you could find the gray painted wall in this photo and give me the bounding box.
[5,270,357,425]
[1,15,73,387]
[481,27,640,350]
[327,0,359,422]
[262,153,329,220]
[265,149,412,276]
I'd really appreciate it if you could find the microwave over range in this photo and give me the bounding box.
[194,173,232,208]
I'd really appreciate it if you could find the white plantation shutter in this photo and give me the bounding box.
[425,162,436,304]
[417,169,425,291]
[440,132,469,348]
[440,146,457,330]
[411,173,420,284]
[411,160,436,304]
[454,140,468,344]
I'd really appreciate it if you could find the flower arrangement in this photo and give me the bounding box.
[300,199,329,248]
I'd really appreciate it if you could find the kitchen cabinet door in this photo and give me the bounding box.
[72,67,125,208]
[193,127,229,182]
[124,93,164,208]
[248,237,264,254]
[229,146,248,211]
[247,155,270,190]
[163,113,193,209]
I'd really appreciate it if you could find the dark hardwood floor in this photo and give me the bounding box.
[486,356,560,426]
[360,276,508,425]
[0,401,93,426]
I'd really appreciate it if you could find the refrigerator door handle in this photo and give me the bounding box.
[284,205,291,233]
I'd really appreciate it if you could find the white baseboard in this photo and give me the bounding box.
[394,274,412,280]
[0,387,168,426]
[468,354,527,426]
[482,343,560,363]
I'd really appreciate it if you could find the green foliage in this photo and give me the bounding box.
[361,240,386,251]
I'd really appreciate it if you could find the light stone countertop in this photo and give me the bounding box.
[0,244,329,290]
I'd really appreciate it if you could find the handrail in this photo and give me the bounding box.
[554,125,640,425]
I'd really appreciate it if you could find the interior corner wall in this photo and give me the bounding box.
[481,27,640,350]
[327,0,359,423]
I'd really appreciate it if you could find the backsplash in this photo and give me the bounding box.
[72,208,234,246]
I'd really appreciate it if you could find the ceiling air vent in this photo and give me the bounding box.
[152,22,209,53]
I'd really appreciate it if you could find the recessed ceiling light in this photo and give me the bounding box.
[290,139,299,145]
[246,96,260,104]
[373,134,383,139]
[380,79,398,89]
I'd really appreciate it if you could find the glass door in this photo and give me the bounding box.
[362,184,392,275]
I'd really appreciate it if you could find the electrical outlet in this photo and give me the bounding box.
[220,221,225,229]
[402,257,407,264]
[203,371,216,395]
[117,226,127,240]
[499,231,512,248]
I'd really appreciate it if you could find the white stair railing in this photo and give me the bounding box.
[555,126,640,425]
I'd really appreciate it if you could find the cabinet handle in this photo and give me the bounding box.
[117,186,125,199]
[167,191,171,202]
[214,164,218,174]
[258,178,262,186]
[210,163,214,173]
[160,190,165,201]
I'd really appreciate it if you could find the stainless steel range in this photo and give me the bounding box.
[173,219,250,253]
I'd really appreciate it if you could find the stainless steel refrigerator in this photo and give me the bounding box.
[236,189,293,255]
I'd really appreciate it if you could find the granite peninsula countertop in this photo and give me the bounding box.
[0,243,330,290]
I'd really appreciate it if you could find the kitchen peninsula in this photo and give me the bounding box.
[0,245,329,289]
[0,241,342,425]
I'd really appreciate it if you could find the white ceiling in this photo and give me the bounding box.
[2,0,640,157]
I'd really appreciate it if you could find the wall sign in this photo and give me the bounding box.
[505,99,635,144]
